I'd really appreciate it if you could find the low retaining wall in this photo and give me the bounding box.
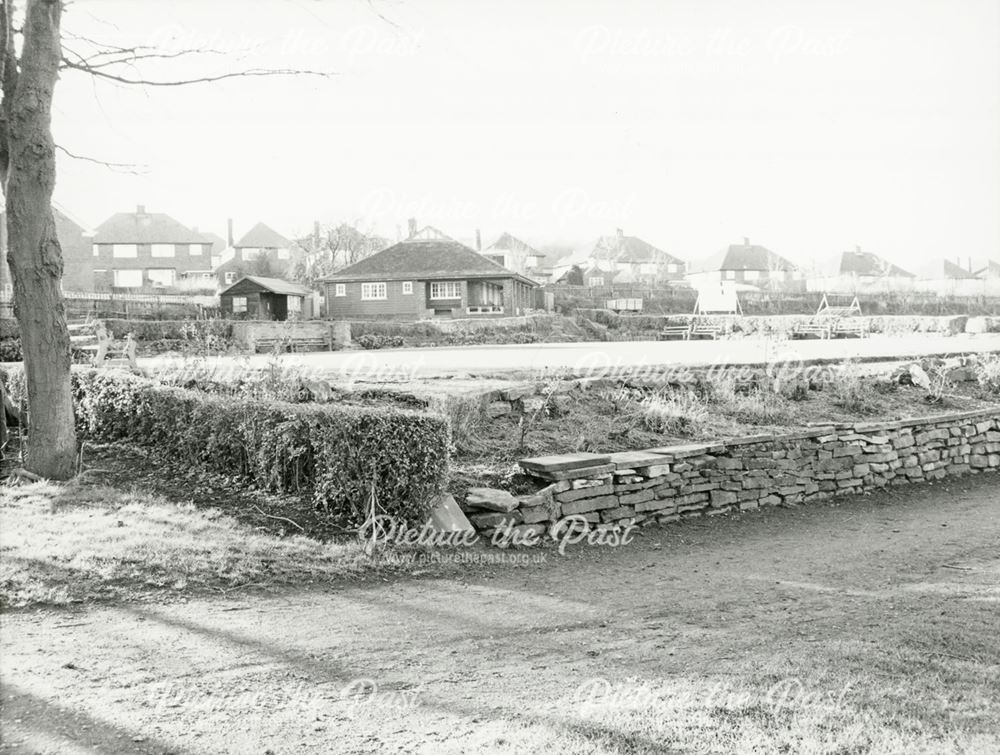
[596,314,984,339]
[472,408,1000,537]
[231,321,350,350]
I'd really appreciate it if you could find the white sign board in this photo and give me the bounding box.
[694,283,740,315]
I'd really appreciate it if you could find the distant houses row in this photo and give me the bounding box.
[0,205,303,294]
[481,228,999,297]
[1,206,998,309]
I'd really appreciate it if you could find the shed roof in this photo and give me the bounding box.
[220,276,311,297]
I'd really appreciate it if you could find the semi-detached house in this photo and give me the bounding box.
[91,205,213,290]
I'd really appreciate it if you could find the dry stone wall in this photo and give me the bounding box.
[469,408,1000,538]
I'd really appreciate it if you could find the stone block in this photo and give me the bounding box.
[561,495,619,516]
[556,483,615,503]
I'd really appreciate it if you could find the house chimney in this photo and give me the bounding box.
[743,236,750,246]
[475,229,482,251]
[136,204,146,215]
[313,220,320,251]
[227,218,234,247]
[968,256,973,273]
[407,217,417,238]
[616,228,624,240]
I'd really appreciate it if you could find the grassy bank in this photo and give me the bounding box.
[0,479,397,609]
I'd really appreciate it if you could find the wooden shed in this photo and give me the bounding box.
[219,276,312,321]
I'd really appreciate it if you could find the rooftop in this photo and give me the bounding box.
[234,222,293,249]
[220,275,312,297]
[320,235,537,286]
[92,206,208,245]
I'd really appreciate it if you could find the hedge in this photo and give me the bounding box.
[2,367,450,526]
[0,318,233,342]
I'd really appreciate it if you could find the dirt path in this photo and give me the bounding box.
[2,475,999,753]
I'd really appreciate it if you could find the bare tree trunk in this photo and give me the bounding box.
[1,0,76,480]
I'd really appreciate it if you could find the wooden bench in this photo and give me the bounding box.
[791,321,832,339]
[660,324,691,341]
[254,335,331,353]
[69,319,137,370]
[832,318,868,338]
[689,322,722,340]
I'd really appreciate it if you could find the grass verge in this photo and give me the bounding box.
[0,478,394,609]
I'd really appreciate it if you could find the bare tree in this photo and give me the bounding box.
[294,221,388,283]
[1,0,75,478]
[0,0,328,479]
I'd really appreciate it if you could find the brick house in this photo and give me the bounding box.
[581,265,620,288]
[808,246,915,293]
[321,230,538,320]
[587,229,685,284]
[1,206,94,291]
[687,237,804,291]
[482,232,550,281]
[213,221,303,288]
[91,205,213,291]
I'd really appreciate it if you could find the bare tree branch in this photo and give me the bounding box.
[61,59,335,86]
[54,144,147,174]
[61,46,222,71]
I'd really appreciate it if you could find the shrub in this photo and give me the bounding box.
[725,389,791,425]
[0,337,21,362]
[3,367,450,526]
[640,391,709,437]
[975,354,1000,395]
[355,334,405,350]
[434,393,489,455]
[827,366,884,415]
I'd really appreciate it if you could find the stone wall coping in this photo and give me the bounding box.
[517,406,1000,480]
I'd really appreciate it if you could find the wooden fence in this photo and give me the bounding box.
[0,287,216,320]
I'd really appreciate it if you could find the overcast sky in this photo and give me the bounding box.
[54,0,999,266]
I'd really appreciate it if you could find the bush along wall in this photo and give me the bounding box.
[469,409,1000,539]
[2,367,450,526]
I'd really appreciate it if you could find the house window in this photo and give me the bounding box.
[666,264,679,274]
[277,248,289,260]
[147,268,175,287]
[402,281,413,295]
[723,270,736,280]
[335,283,346,297]
[189,244,203,256]
[429,281,461,299]
[744,270,760,281]
[232,296,247,313]
[112,244,138,258]
[588,277,604,287]
[113,269,142,288]
[224,271,237,284]
[151,244,175,258]
[92,244,100,257]
[361,282,387,300]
